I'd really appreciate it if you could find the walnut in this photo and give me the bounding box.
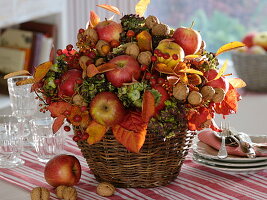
[188,74,202,85]
[152,24,170,36]
[96,182,116,197]
[125,43,140,59]
[84,27,98,44]
[55,185,68,199]
[137,51,152,65]
[201,86,215,101]
[173,83,189,100]
[73,94,88,107]
[96,40,110,56]
[145,15,160,29]
[188,91,202,105]
[62,187,77,200]
[30,187,50,200]
[212,88,225,103]
[95,58,105,66]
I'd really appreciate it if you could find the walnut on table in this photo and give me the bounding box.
[96,182,116,197]
[30,187,50,200]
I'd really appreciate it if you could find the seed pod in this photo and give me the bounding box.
[137,51,152,65]
[84,27,98,44]
[30,187,50,200]
[212,88,226,103]
[125,43,140,59]
[152,24,170,36]
[188,91,203,105]
[201,86,215,101]
[145,15,160,29]
[96,182,116,197]
[62,187,77,200]
[173,83,189,100]
[96,40,110,56]
[55,185,68,199]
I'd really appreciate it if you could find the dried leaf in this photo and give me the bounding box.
[155,63,174,74]
[86,121,108,145]
[212,60,228,81]
[16,78,35,86]
[215,41,245,56]
[3,70,30,79]
[135,0,151,16]
[179,68,203,76]
[187,107,213,131]
[89,11,100,27]
[96,4,121,15]
[167,76,180,85]
[136,31,152,51]
[142,91,155,122]
[179,73,188,84]
[87,64,99,78]
[184,55,202,59]
[228,78,246,88]
[52,115,65,134]
[33,61,52,82]
[47,102,72,118]
[97,63,117,73]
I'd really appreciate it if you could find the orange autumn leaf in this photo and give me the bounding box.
[142,91,155,122]
[96,4,121,15]
[113,122,147,153]
[67,106,91,128]
[228,78,246,88]
[89,11,100,27]
[155,63,174,74]
[34,61,52,82]
[47,102,72,118]
[167,76,180,85]
[52,115,65,134]
[215,41,245,56]
[3,70,30,79]
[135,0,151,16]
[120,112,147,132]
[187,107,213,131]
[136,31,152,51]
[16,78,35,86]
[86,121,108,145]
[87,64,99,78]
[97,63,117,73]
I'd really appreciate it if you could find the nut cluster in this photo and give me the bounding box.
[56,185,78,200]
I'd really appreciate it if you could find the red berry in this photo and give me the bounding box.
[145,72,152,80]
[73,115,82,122]
[64,126,71,132]
[126,30,135,37]
[163,53,170,59]
[88,51,96,59]
[81,132,89,140]
[141,65,148,71]
[79,28,85,34]
[63,110,71,116]
[157,52,163,57]
[154,49,160,55]
[151,56,157,62]
[110,40,120,48]
[172,54,178,60]
[66,44,73,51]
[73,135,80,142]
[56,49,63,55]
[76,130,82,136]
[150,79,157,86]
[157,77,165,85]
[80,106,87,112]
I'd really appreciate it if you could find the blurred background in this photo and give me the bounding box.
[0,0,267,135]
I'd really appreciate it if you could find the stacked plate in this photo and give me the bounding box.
[192,136,267,173]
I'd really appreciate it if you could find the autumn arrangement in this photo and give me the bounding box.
[5,1,246,188]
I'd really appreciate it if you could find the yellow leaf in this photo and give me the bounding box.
[86,121,108,145]
[96,4,121,15]
[136,30,152,51]
[179,68,203,76]
[228,78,246,88]
[34,61,52,82]
[184,55,202,59]
[16,78,35,86]
[179,73,188,84]
[215,41,245,56]
[89,11,100,27]
[3,70,30,79]
[155,63,174,74]
[135,0,151,16]
[213,60,228,80]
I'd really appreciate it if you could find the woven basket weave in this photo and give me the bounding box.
[77,130,195,188]
[231,52,267,92]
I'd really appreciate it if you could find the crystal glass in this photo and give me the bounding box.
[0,115,25,168]
[29,118,65,163]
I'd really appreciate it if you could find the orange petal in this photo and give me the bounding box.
[87,64,99,78]
[142,91,155,122]
[89,11,100,27]
[136,31,152,51]
[86,121,108,145]
[215,41,245,56]
[3,70,30,79]
[96,4,121,15]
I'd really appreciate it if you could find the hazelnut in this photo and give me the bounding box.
[188,91,203,105]
[96,182,116,197]
[96,40,110,56]
[201,86,215,101]
[31,187,50,200]
[173,83,189,100]
[137,51,152,65]
[152,24,170,36]
[55,185,68,199]
[125,43,140,59]
[212,88,226,103]
[62,187,77,200]
[145,15,160,29]
[84,27,98,44]
[73,94,88,107]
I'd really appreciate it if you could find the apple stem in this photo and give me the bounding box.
[190,21,195,29]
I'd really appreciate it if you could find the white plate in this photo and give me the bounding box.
[192,136,267,163]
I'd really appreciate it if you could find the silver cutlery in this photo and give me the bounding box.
[217,122,230,159]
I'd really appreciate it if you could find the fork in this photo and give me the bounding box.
[217,121,230,159]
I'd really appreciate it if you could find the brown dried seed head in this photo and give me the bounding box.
[152,24,170,36]
[212,88,226,103]
[96,182,116,197]
[137,51,152,65]
[188,91,203,105]
[173,83,189,100]
[31,187,50,200]
[55,185,68,199]
[62,187,77,200]
[188,74,202,85]
[201,86,215,100]
[145,15,160,29]
[84,27,98,44]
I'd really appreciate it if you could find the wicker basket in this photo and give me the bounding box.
[77,130,195,188]
[231,52,267,92]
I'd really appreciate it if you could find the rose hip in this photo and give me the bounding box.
[64,126,71,132]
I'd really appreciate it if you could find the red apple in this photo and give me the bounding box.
[95,20,122,43]
[172,27,202,55]
[152,85,169,113]
[204,69,229,92]
[44,154,81,187]
[90,91,126,126]
[58,69,82,97]
[253,32,267,50]
[106,55,141,87]
[242,32,257,48]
